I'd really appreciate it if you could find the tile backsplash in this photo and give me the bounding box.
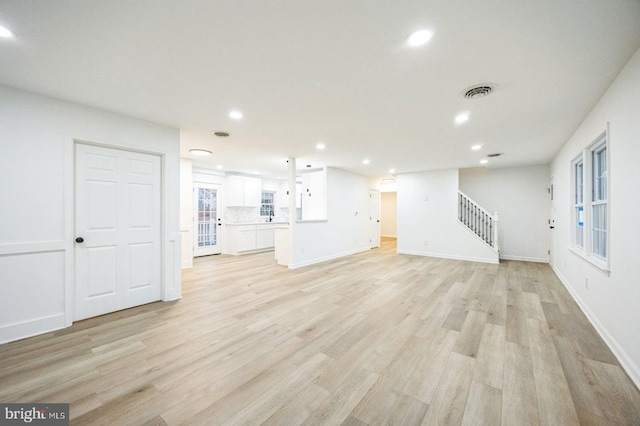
[225,206,290,223]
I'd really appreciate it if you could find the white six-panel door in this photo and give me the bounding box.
[75,143,161,321]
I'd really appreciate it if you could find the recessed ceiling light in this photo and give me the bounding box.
[363,159,370,165]
[190,149,211,156]
[316,143,325,150]
[0,26,14,38]
[480,159,489,164]
[455,113,470,125]
[389,168,396,174]
[252,171,260,175]
[216,164,223,170]
[229,110,243,120]
[407,29,432,47]
[471,144,482,151]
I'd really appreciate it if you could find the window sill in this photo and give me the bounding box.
[568,246,610,276]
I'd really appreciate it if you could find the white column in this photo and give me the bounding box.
[287,157,296,267]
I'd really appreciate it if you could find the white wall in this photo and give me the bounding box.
[180,158,194,268]
[380,192,397,238]
[397,169,499,263]
[0,85,181,344]
[291,167,371,268]
[459,165,550,262]
[550,47,640,388]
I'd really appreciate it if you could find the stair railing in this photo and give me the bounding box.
[458,191,499,252]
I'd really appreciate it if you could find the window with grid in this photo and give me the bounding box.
[591,143,607,259]
[571,131,608,269]
[573,159,584,248]
[260,191,275,217]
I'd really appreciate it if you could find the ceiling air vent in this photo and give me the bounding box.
[487,152,503,158]
[212,131,230,137]
[461,83,496,99]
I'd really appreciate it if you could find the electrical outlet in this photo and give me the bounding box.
[585,277,589,290]
[423,241,428,247]
[300,248,304,254]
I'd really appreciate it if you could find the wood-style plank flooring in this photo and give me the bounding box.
[1,238,639,425]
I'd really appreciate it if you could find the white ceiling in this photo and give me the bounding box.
[1,1,640,179]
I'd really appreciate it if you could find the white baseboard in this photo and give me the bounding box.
[500,254,549,263]
[396,249,499,265]
[0,314,66,344]
[550,264,640,390]
[289,247,371,269]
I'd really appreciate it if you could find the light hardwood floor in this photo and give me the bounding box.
[1,238,639,425]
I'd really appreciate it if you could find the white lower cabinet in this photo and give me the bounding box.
[238,227,258,251]
[256,224,275,249]
[226,223,276,254]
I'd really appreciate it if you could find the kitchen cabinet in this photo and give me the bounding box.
[226,175,261,207]
[225,223,276,255]
[276,180,302,209]
[256,224,275,249]
[301,169,326,220]
[237,225,258,251]
[277,180,289,209]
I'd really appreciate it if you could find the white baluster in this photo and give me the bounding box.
[493,212,500,252]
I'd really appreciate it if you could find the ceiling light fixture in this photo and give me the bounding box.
[316,143,325,150]
[455,113,469,125]
[480,159,489,164]
[189,149,212,156]
[363,159,370,165]
[216,165,223,170]
[389,168,396,174]
[471,144,482,151]
[229,110,243,120]
[407,29,432,47]
[0,25,14,38]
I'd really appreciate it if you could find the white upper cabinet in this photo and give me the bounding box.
[226,175,261,207]
[301,168,327,220]
[277,180,289,209]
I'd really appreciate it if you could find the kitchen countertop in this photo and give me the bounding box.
[225,222,287,226]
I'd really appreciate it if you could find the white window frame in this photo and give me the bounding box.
[569,128,609,272]
[572,158,584,248]
[260,190,275,218]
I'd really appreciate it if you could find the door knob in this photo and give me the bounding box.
[75,237,84,243]
[549,226,555,229]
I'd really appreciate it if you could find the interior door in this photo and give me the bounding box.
[194,183,222,256]
[75,143,161,321]
[370,189,380,248]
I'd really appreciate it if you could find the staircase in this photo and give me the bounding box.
[458,191,499,253]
